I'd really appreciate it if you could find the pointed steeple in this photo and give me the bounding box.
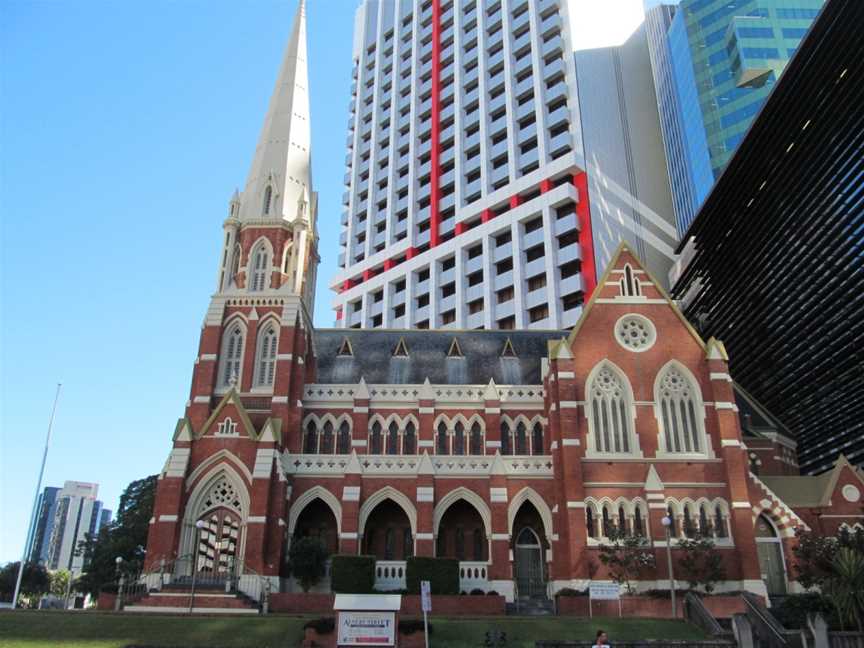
[239,0,313,227]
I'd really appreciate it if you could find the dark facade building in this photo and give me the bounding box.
[25,486,60,565]
[669,0,864,475]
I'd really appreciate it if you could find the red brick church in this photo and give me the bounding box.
[142,1,864,606]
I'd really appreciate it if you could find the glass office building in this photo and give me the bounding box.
[645,0,824,235]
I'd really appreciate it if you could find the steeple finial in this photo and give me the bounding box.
[239,0,313,226]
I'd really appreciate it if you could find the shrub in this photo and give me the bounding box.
[677,535,726,594]
[772,593,836,630]
[331,554,376,593]
[597,527,656,594]
[399,619,432,635]
[486,590,499,596]
[303,617,335,634]
[470,588,485,595]
[405,557,459,595]
[556,587,587,597]
[288,537,329,592]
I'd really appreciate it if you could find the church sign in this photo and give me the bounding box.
[337,611,395,645]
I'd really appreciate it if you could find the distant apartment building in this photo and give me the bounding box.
[645,0,824,234]
[573,23,679,288]
[329,0,678,331]
[25,481,112,573]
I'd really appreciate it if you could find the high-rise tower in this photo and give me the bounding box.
[645,0,825,234]
[330,0,597,331]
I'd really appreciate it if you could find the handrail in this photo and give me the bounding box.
[683,592,730,637]
[742,591,804,648]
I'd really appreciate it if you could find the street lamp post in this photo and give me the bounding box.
[114,557,124,611]
[661,516,677,618]
[188,520,205,615]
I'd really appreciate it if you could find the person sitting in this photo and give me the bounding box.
[592,629,609,648]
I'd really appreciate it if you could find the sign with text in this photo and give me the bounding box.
[337,610,396,646]
[589,583,621,600]
[420,580,431,613]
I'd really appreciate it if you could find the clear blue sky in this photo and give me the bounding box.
[0,0,644,564]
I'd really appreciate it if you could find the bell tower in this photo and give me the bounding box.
[145,0,317,585]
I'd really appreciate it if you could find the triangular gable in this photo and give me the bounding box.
[447,338,464,358]
[197,388,258,440]
[393,337,409,357]
[501,338,517,358]
[819,455,864,507]
[258,418,283,444]
[173,417,193,442]
[565,242,708,353]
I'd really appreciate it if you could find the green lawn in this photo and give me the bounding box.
[0,611,704,648]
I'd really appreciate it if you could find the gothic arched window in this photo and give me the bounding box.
[303,420,318,453]
[656,364,706,454]
[453,422,465,455]
[715,505,728,538]
[219,323,245,388]
[229,243,241,287]
[587,363,634,454]
[436,421,449,455]
[387,421,399,455]
[634,505,644,536]
[469,422,483,455]
[253,323,278,387]
[403,422,416,455]
[320,421,334,454]
[500,421,512,456]
[586,507,596,538]
[249,243,270,292]
[337,421,351,454]
[369,421,383,454]
[531,422,543,455]
[515,422,528,455]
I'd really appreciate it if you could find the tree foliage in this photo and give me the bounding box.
[74,475,157,597]
[287,537,330,592]
[597,527,655,594]
[0,561,50,607]
[676,535,726,594]
[793,526,864,590]
[49,570,71,597]
[823,547,864,631]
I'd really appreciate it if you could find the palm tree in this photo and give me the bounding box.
[824,548,864,631]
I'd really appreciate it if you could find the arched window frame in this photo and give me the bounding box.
[252,319,279,390]
[262,185,273,217]
[247,238,273,293]
[584,361,642,458]
[217,318,247,392]
[653,361,713,458]
[435,418,450,455]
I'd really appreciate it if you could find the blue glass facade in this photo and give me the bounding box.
[645,0,824,234]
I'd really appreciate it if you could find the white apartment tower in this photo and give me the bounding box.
[329,0,598,330]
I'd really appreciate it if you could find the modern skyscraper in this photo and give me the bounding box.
[43,481,109,573]
[645,0,824,234]
[24,486,60,565]
[330,0,597,331]
[573,23,680,287]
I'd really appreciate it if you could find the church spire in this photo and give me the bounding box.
[239,0,313,227]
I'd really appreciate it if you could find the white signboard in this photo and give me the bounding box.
[420,580,431,613]
[337,611,396,646]
[589,583,621,600]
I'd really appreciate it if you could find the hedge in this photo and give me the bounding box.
[405,557,459,595]
[330,554,376,593]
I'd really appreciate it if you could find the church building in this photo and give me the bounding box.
[142,0,864,606]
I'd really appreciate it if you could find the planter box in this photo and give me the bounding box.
[401,594,506,616]
[556,595,745,619]
[270,592,334,614]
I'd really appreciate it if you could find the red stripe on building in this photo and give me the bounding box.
[574,171,597,299]
[429,0,442,247]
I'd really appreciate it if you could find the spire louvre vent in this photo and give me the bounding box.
[447,338,464,358]
[337,337,354,357]
[501,338,517,358]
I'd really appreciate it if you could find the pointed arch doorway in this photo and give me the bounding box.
[195,508,240,577]
[514,527,545,599]
[755,514,787,595]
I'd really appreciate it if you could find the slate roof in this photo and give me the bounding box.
[758,474,834,508]
[312,329,567,385]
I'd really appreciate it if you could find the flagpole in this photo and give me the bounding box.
[12,383,62,609]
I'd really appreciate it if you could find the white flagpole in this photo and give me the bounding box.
[12,383,62,609]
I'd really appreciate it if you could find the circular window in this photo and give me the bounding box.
[615,314,656,352]
[842,485,861,503]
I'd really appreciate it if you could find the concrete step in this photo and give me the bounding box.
[136,595,253,609]
[124,605,259,615]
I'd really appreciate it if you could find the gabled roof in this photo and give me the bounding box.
[197,388,258,440]
[760,456,864,508]
[313,329,563,385]
[565,242,709,354]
